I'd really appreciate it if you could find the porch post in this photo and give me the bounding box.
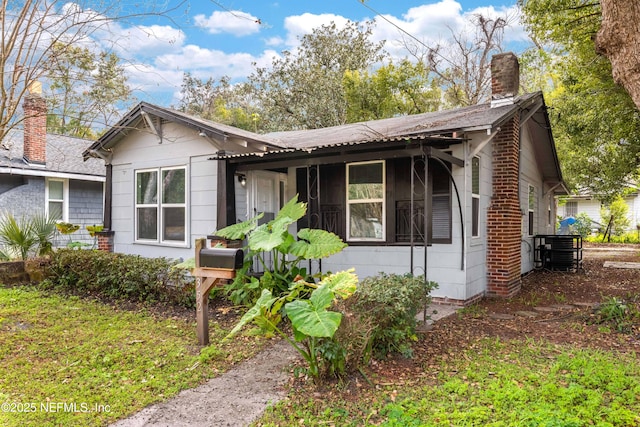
[216,152,237,228]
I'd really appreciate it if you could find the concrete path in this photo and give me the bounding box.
[110,339,298,427]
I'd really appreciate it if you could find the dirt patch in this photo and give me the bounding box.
[372,242,640,383]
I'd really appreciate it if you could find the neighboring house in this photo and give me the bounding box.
[84,52,567,304]
[559,192,640,232]
[0,90,105,247]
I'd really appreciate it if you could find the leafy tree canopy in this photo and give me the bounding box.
[520,0,640,199]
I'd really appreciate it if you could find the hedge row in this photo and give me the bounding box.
[40,249,195,308]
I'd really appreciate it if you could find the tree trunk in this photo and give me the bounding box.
[595,0,640,110]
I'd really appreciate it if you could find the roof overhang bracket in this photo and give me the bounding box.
[141,111,162,144]
[468,128,500,159]
[544,181,570,197]
[423,146,464,167]
[88,149,113,165]
[519,98,544,128]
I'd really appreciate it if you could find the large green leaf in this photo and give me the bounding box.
[285,298,342,338]
[248,221,287,252]
[289,228,347,259]
[309,283,335,310]
[319,269,358,300]
[275,194,307,224]
[215,212,264,240]
[225,289,275,339]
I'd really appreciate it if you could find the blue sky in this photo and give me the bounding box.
[105,0,528,106]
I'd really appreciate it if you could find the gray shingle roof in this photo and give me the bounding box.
[267,93,540,149]
[0,129,105,178]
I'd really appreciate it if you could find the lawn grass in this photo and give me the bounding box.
[0,285,266,427]
[257,339,640,426]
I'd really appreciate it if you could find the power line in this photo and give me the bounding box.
[207,0,262,25]
[354,0,455,68]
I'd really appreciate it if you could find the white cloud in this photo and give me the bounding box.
[264,36,284,47]
[194,11,261,36]
[110,25,186,58]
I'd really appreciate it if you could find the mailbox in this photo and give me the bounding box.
[198,247,244,270]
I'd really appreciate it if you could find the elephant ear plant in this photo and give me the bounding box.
[214,195,347,305]
[224,269,358,380]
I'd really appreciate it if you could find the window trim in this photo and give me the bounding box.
[134,165,188,246]
[471,156,480,238]
[528,184,535,237]
[346,160,385,242]
[45,178,69,222]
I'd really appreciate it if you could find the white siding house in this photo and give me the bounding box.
[85,53,567,304]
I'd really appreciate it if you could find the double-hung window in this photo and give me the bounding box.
[135,166,187,245]
[46,178,68,222]
[471,156,480,237]
[346,161,385,241]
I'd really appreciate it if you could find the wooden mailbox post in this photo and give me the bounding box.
[193,238,242,346]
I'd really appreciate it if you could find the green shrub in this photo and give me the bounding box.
[215,195,347,306]
[589,296,639,333]
[349,273,437,359]
[572,212,594,237]
[40,249,195,308]
[585,232,640,243]
[600,195,631,237]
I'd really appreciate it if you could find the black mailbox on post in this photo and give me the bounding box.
[198,247,244,270]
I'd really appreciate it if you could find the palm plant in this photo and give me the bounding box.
[30,213,58,256]
[0,214,37,260]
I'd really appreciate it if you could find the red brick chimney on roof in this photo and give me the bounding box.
[23,81,47,166]
[490,52,520,108]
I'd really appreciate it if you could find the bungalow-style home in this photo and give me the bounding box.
[84,52,567,304]
[559,191,640,232]
[0,87,105,247]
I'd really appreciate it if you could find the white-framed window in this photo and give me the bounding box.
[565,201,578,218]
[135,166,187,245]
[528,184,536,236]
[471,156,480,238]
[346,160,385,241]
[45,178,68,222]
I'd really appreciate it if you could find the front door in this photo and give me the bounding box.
[247,171,287,271]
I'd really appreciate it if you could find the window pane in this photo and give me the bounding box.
[348,183,383,200]
[49,180,63,200]
[528,186,535,210]
[349,202,383,239]
[162,169,185,204]
[49,201,63,221]
[137,207,158,240]
[472,157,480,195]
[136,171,158,204]
[472,197,479,237]
[529,211,534,236]
[163,207,185,241]
[348,163,383,200]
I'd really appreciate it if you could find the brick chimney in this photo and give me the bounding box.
[490,52,519,108]
[23,81,47,166]
[486,52,522,298]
